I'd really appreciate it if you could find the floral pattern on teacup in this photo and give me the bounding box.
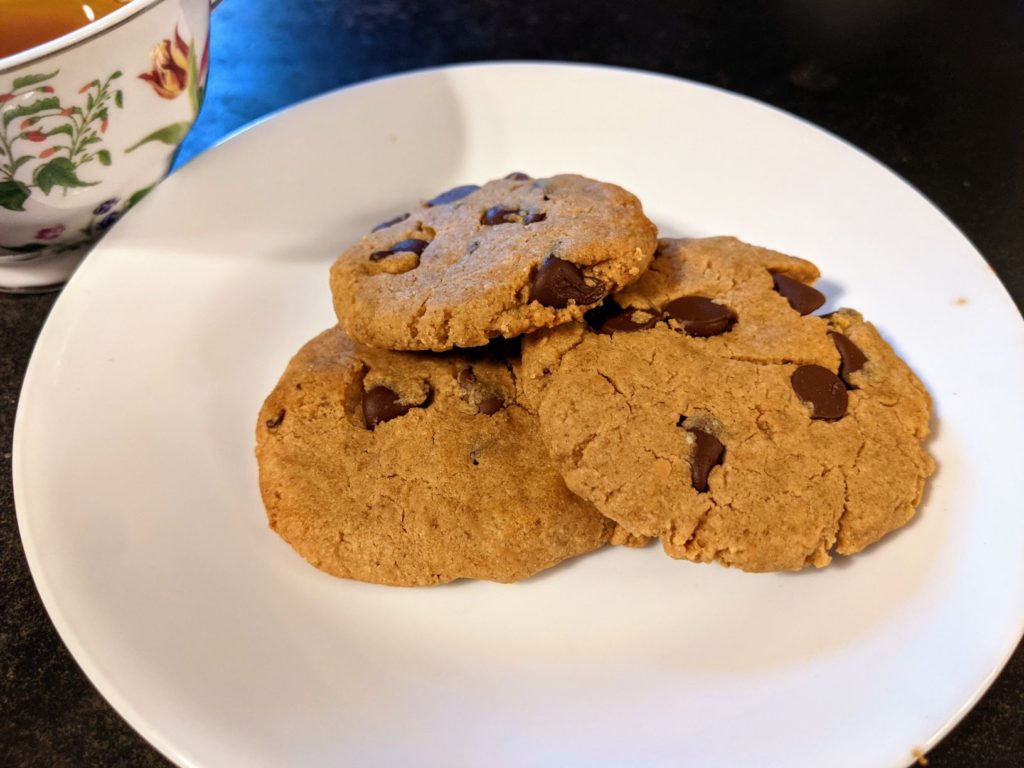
[127,27,208,154]
[1,186,153,256]
[0,70,125,212]
[0,22,208,256]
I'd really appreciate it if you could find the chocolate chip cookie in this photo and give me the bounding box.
[256,326,615,586]
[330,173,658,351]
[521,237,934,572]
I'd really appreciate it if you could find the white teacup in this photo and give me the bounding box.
[0,0,215,292]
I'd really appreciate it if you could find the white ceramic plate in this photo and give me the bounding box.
[15,63,1024,768]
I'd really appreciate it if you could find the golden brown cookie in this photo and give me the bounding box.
[521,237,934,572]
[256,326,615,586]
[330,173,658,351]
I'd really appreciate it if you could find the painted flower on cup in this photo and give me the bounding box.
[139,30,190,99]
[35,224,65,240]
[97,212,120,231]
[138,28,209,101]
[93,197,119,216]
[127,27,209,155]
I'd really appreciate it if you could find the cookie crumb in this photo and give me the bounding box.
[954,296,968,306]
[912,747,929,765]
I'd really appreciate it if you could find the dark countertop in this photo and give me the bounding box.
[2,1,1022,765]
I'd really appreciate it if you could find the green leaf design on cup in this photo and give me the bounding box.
[126,184,155,209]
[0,69,125,207]
[12,71,60,91]
[125,121,192,152]
[0,241,47,253]
[33,157,98,195]
[2,96,61,127]
[0,179,31,211]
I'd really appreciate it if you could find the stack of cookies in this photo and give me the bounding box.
[255,173,934,586]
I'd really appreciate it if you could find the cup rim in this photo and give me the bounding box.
[0,0,168,75]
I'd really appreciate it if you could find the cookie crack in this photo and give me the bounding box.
[595,370,633,416]
[680,499,722,553]
[503,357,519,393]
[572,431,600,464]
[721,353,822,367]
[831,427,869,554]
[438,308,453,344]
[408,288,433,342]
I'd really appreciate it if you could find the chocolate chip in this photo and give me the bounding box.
[585,300,660,334]
[363,386,414,429]
[505,171,531,180]
[371,212,409,232]
[687,428,724,492]
[791,365,847,420]
[425,184,480,206]
[529,256,605,308]
[664,296,734,337]
[603,309,659,333]
[481,206,546,226]
[772,273,825,315]
[458,368,506,414]
[370,238,430,262]
[265,409,285,429]
[829,331,867,387]
[477,395,505,415]
[481,206,520,225]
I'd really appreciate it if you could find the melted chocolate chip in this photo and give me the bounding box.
[371,212,409,232]
[481,206,520,225]
[505,171,531,180]
[602,310,660,334]
[265,409,285,429]
[369,238,430,262]
[477,395,505,415]
[791,365,848,420]
[829,331,868,387]
[363,386,416,429]
[425,184,480,206]
[458,368,505,415]
[664,296,734,337]
[583,301,616,332]
[585,300,660,334]
[772,273,825,315]
[529,256,606,308]
[687,428,725,492]
[480,206,546,226]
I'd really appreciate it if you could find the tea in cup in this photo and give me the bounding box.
[2,1,133,58]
